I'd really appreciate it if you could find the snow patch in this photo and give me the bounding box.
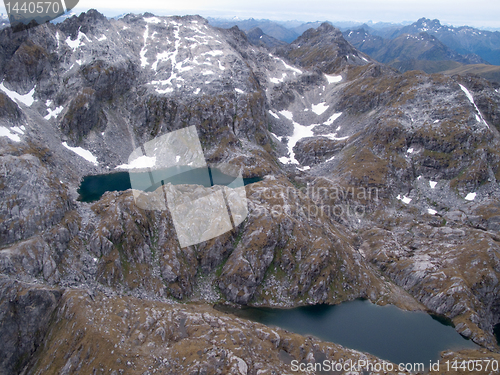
[10,126,24,134]
[203,50,224,57]
[281,60,302,74]
[62,142,98,165]
[140,25,150,68]
[279,110,294,121]
[144,17,162,24]
[397,195,412,204]
[311,103,328,115]
[280,120,315,164]
[429,181,437,189]
[0,83,35,106]
[193,88,201,95]
[428,208,437,215]
[65,31,90,51]
[116,155,156,170]
[268,110,279,119]
[465,192,476,201]
[97,35,107,42]
[407,148,414,154]
[325,74,342,84]
[459,84,488,127]
[0,126,21,142]
[156,87,174,94]
[44,106,64,120]
[235,88,245,94]
[323,133,349,141]
[324,112,342,125]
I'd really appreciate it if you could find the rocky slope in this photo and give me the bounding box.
[8,283,418,375]
[1,9,500,374]
[245,27,287,49]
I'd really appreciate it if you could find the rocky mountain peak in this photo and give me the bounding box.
[294,21,343,46]
[274,21,373,74]
[59,8,110,38]
[415,17,442,30]
[247,26,264,38]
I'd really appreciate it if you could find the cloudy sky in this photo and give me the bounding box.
[3,0,500,28]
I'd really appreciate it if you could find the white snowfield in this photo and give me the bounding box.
[65,31,91,51]
[465,192,476,201]
[324,74,342,84]
[323,112,342,125]
[45,106,64,120]
[277,110,314,165]
[62,142,99,165]
[397,195,412,204]
[116,155,156,170]
[0,82,35,106]
[311,103,329,115]
[10,126,25,134]
[0,126,21,142]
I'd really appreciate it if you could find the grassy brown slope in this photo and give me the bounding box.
[442,64,500,84]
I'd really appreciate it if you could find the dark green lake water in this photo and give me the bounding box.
[219,299,478,365]
[78,166,262,202]
[494,323,500,346]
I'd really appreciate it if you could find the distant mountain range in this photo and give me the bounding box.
[390,18,500,65]
[343,28,486,72]
[208,16,500,83]
[207,17,300,43]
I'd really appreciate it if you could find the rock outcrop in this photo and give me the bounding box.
[0,276,62,374]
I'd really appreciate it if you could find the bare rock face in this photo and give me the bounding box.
[0,276,62,374]
[0,152,73,246]
[0,92,23,122]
